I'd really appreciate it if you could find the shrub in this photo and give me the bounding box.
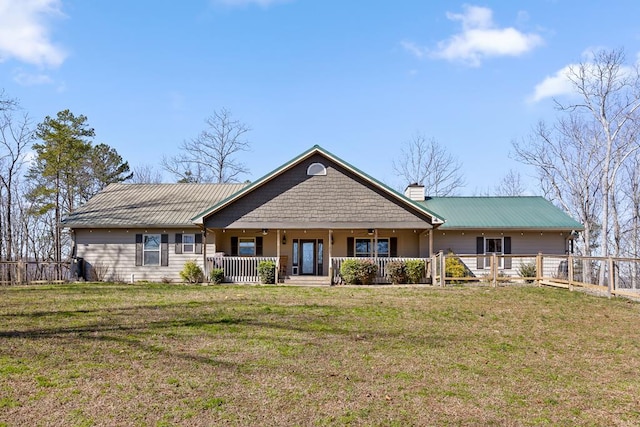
[519,263,537,283]
[179,260,204,283]
[405,259,425,284]
[340,259,378,285]
[210,268,224,284]
[385,261,407,284]
[445,255,467,283]
[258,260,276,284]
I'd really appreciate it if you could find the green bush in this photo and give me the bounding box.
[258,260,276,284]
[405,259,425,284]
[518,263,537,283]
[179,260,204,283]
[340,259,378,285]
[210,268,224,284]
[445,256,467,282]
[385,261,407,284]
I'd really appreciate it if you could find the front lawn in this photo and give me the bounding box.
[1,283,639,426]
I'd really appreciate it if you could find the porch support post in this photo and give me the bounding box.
[203,228,208,278]
[328,229,333,285]
[276,229,281,283]
[374,229,378,259]
[429,229,433,257]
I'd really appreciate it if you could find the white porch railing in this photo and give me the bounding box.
[331,257,430,284]
[207,256,277,283]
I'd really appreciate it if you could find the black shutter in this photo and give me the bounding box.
[231,237,238,256]
[135,234,143,266]
[390,237,398,257]
[476,236,484,269]
[175,233,182,254]
[161,234,169,266]
[347,237,354,257]
[195,234,203,254]
[503,236,512,269]
[256,236,263,256]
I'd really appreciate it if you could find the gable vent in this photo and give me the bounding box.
[307,162,327,176]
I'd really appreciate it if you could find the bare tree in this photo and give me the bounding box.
[162,108,251,183]
[130,164,164,184]
[0,99,33,263]
[494,169,526,196]
[393,133,466,196]
[513,118,603,256]
[514,49,640,257]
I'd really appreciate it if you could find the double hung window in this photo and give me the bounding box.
[143,234,161,265]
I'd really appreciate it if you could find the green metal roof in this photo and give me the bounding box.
[422,197,584,230]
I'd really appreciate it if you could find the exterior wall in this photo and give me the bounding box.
[74,228,208,283]
[432,230,571,255]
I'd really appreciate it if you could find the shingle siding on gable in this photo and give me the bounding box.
[205,154,432,229]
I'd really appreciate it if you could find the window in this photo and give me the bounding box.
[485,237,503,268]
[306,162,327,176]
[355,238,390,257]
[182,234,195,253]
[238,238,256,256]
[143,234,161,265]
[485,238,503,254]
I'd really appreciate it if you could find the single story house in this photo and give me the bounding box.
[61,145,583,284]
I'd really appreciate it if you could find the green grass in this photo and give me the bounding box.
[0,283,639,426]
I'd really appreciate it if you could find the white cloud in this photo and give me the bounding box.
[528,65,575,103]
[404,5,543,67]
[0,0,66,67]
[400,41,426,59]
[13,69,53,86]
[528,50,640,103]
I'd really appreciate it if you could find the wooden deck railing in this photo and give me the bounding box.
[0,261,73,285]
[432,252,640,298]
[206,256,277,283]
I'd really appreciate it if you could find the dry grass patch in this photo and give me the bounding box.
[0,283,639,426]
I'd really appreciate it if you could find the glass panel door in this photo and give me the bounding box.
[301,241,316,275]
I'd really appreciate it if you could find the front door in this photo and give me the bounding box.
[300,240,316,275]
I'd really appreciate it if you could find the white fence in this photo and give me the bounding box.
[206,256,277,283]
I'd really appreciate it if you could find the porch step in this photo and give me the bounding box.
[281,276,332,286]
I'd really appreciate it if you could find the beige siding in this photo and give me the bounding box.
[432,230,571,256]
[74,228,207,283]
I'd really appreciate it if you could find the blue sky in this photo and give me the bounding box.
[1,0,639,194]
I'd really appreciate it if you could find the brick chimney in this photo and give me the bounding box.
[404,183,425,202]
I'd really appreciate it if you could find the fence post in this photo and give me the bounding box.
[568,255,574,291]
[440,251,445,287]
[607,257,615,298]
[535,253,542,286]
[492,254,497,287]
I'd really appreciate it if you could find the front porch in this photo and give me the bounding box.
[205,255,432,284]
[202,227,433,284]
